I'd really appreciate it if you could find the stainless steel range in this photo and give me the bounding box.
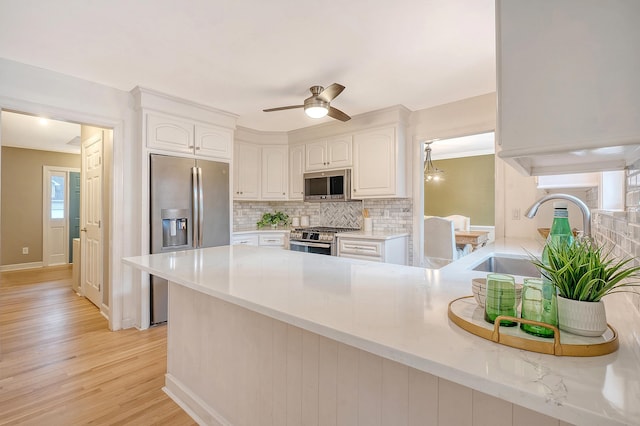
[289,226,359,256]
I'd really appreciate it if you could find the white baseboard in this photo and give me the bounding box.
[164,373,230,426]
[101,303,110,321]
[120,318,135,330]
[0,261,44,272]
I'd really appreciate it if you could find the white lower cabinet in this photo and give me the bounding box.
[232,231,289,249]
[231,234,259,246]
[258,233,288,248]
[337,233,408,265]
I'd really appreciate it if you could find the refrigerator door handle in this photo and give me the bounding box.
[192,166,199,248]
[197,167,204,247]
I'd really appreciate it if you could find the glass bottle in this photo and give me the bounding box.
[522,202,572,337]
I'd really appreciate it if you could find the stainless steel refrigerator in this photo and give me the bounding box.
[149,154,230,324]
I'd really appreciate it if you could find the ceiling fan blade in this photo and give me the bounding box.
[317,83,345,102]
[327,106,351,122]
[263,105,304,112]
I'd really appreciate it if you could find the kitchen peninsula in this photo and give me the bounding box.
[123,242,640,426]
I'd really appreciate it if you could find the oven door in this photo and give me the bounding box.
[289,240,333,256]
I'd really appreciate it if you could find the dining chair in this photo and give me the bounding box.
[444,214,471,231]
[424,216,467,268]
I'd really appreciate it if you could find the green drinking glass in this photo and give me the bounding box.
[520,277,557,338]
[484,273,517,327]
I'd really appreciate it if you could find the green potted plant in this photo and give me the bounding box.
[256,211,290,229]
[530,238,640,337]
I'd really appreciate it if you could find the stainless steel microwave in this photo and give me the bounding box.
[304,169,351,202]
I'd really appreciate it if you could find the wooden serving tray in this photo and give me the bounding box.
[448,296,618,357]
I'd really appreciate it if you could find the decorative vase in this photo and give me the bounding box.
[557,296,608,337]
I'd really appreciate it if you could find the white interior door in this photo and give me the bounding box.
[81,132,103,308]
[43,166,80,266]
[43,168,68,266]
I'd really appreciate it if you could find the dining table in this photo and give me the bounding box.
[455,230,489,250]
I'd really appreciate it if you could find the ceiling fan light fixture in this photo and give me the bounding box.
[305,106,329,118]
[304,99,329,118]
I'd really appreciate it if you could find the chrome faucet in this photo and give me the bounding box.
[525,193,591,237]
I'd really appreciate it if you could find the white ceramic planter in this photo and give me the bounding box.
[557,296,608,337]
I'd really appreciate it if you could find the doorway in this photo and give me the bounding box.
[0,110,112,314]
[418,131,496,267]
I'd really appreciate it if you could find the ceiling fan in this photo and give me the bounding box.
[263,83,351,122]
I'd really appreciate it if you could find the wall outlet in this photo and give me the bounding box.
[22,247,29,255]
[511,208,521,220]
[384,210,390,218]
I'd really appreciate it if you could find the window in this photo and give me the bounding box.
[51,175,65,219]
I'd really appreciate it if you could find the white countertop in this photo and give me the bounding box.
[123,239,640,426]
[233,227,291,234]
[335,230,409,240]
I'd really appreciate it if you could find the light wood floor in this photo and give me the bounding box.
[0,265,196,425]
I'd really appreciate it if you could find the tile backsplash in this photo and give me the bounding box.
[234,198,414,262]
[591,159,640,315]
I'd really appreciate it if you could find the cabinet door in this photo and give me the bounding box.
[146,113,194,154]
[305,141,327,171]
[233,142,260,199]
[497,0,640,174]
[289,145,305,200]
[352,127,396,197]
[195,124,232,160]
[261,146,288,200]
[326,136,352,168]
[259,233,288,249]
[338,238,383,260]
[231,234,259,246]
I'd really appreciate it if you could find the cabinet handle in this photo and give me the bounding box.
[188,145,194,149]
[196,147,201,150]
[282,192,285,195]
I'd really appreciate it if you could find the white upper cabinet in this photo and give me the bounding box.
[146,113,194,154]
[497,0,640,175]
[233,144,289,201]
[352,127,406,198]
[261,146,288,200]
[146,112,232,160]
[194,124,233,160]
[305,136,352,171]
[233,142,260,200]
[289,145,305,200]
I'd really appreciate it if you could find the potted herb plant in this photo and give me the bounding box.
[256,211,290,229]
[530,239,640,337]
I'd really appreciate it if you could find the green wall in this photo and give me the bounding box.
[424,154,495,226]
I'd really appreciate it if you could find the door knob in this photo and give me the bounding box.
[80,228,87,232]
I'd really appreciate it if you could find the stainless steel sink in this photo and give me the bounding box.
[471,255,540,277]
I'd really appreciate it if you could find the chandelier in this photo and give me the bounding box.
[424,141,444,182]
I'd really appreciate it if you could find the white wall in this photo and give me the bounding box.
[0,57,139,330]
